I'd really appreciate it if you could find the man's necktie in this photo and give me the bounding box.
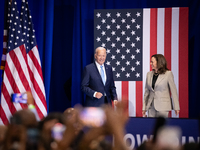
[100,65,105,85]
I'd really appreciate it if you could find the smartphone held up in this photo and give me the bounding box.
[11,93,27,104]
[79,107,106,127]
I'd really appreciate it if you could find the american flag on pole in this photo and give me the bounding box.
[0,0,47,125]
[1,0,10,71]
[94,8,188,118]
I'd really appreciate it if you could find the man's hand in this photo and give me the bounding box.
[95,92,103,99]
[114,100,118,106]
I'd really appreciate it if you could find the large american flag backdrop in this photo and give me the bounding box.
[94,8,188,118]
[0,0,47,124]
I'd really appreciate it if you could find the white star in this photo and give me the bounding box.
[126,61,130,66]
[136,24,140,29]
[131,43,135,47]
[116,37,120,42]
[121,43,125,48]
[112,67,115,71]
[14,22,17,25]
[111,19,116,23]
[101,19,106,24]
[96,37,101,42]
[131,30,135,35]
[106,25,111,30]
[126,36,130,41]
[126,49,130,54]
[106,61,111,65]
[101,43,106,47]
[96,25,101,30]
[116,24,121,30]
[106,13,111,17]
[121,67,125,72]
[121,31,126,36]
[135,73,140,78]
[111,55,116,60]
[136,12,141,17]
[101,31,106,36]
[126,24,130,29]
[126,12,131,17]
[106,37,111,42]
[111,43,116,48]
[116,12,121,17]
[131,55,135,59]
[136,48,140,53]
[116,49,121,54]
[126,73,130,78]
[116,61,120,66]
[136,36,140,41]
[15,42,17,45]
[135,61,140,66]
[121,18,126,23]
[131,67,135,72]
[131,18,136,23]
[107,49,111,54]
[116,73,120,78]
[16,36,19,39]
[12,28,15,31]
[121,55,125,60]
[111,31,116,36]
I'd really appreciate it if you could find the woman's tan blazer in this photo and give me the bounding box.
[142,70,180,111]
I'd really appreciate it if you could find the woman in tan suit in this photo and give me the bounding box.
[142,54,180,117]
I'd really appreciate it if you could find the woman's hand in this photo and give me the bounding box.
[175,110,180,116]
[142,110,147,117]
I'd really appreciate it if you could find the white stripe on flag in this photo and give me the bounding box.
[143,8,150,105]
[27,54,45,95]
[4,30,7,36]
[30,86,47,116]
[157,8,165,55]
[171,7,179,118]
[7,54,26,92]
[115,81,122,101]
[1,94,12,123]
[3,72,22,111]
[129,81,136,117]
[14,47,32,90]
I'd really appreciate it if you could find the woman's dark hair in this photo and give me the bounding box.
[151,54,169,74]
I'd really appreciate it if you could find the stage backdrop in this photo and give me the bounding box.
[94,7,188,118]
[0,0,200,118]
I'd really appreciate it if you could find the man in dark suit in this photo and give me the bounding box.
[81,47,118,107]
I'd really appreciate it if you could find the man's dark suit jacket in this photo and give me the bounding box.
[81,62,117,107]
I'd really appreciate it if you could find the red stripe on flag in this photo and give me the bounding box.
[164,8,172,70]
[27,65,46,108]
[179,7,189,118]
[150,8,158,70]
[1,82,16,114]
[164,8,172,117]
[28,50,44,80]
[27,67,46,119]
[136,81,142,117]
[122,81,129,116]
[9,45,31,92]
[0,106,9,125]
